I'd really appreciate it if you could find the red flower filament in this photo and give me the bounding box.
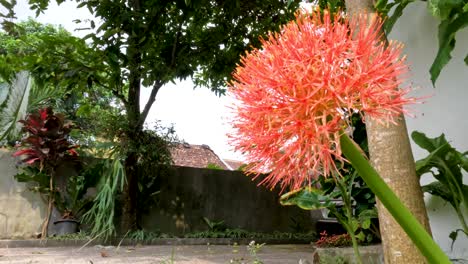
[229,11,417,190]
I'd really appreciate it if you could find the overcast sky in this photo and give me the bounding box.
[11,0,242,160]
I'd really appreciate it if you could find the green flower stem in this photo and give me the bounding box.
[340,133,451,264]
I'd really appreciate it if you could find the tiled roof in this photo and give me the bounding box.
[169,143,229,170]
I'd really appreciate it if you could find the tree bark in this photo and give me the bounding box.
[121,149,139,232]
[120,0,143,233]
[344,1,432,263]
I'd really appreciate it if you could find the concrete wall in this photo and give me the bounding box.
[390,2,468,258]
[0,153,315,238]
[0,149,45,238]
[141,166,314,235]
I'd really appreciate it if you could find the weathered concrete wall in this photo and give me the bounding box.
[0,152,315,238]
[0,149,45,238]
[141,166,314,235]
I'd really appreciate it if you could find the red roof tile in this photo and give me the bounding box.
[169,143,229,170]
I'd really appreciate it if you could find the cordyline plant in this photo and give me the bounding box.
[13,107,78,238]
[228,10,451,264]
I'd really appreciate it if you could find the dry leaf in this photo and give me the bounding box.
[101,251,109,258]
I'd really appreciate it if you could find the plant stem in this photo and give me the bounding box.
[41,173,54,238]
[454,205,468,235]
[336,178,363,264]
[340,133,451,264]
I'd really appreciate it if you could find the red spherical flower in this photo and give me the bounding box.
[228,11,417,191]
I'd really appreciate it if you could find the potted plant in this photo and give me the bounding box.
[13,107,80,237]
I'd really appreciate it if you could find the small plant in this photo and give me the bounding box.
[318,253,348,264]
[315,231,352,248]
[127,229,161,242]
[247,240,265,264]
[159,247,175,264]
[13,107,79,237]
[203,217,226,231]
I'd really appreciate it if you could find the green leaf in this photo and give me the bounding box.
[385,1,414,34]
[464,53,468,65]
[428,0,464,20]
[280,187,331,210]
[422,181,458,208]
[27,83,61,112]
[411,131,447,152]
[356,231,366,242]
[361,218,371,229]
[0,71,32,142]
[412,131,468,220]
[350,218,360,233]
[430,12,468,85]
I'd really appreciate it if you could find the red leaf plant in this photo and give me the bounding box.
[13,107,78,237]
[13,107,78,172]
[228,10,418,191]
[315,231,352,248]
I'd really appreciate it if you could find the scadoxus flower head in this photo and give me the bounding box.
[228,10,417,191]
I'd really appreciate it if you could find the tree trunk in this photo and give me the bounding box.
[120,0,143,233]
[120,149,139,232]
[344,1,432,263]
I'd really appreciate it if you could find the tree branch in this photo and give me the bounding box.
[111,89,128,106]
[170,20,184,68]
[137,81,163,129]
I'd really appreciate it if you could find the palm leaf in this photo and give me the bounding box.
[27,83,61,112]
[0,71,32,142]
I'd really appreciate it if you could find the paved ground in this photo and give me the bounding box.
[0,244,315,264]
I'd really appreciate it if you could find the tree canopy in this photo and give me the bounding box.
[0,0,302,232]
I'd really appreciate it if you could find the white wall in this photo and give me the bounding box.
[390,2,468,258]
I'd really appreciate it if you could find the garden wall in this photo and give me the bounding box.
[0,150,316,238]
[0,149,45,238]
[141,166,315,235]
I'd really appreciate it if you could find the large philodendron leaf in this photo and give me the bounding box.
[412,131,463,187]
[0,71,32,142]
[279,186,332,210]
[429,9,468,85]
[412,130,468,213]
[422,181,458,208]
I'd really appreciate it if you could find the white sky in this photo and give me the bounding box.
[10,0,242,160]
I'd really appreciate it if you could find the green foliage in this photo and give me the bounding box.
[81,158,126,240]
[14,166,50,193]
[184,228,316,240]
[247,240,265,264]
[0,71,32,142]
[318,253,348,264]
[429,5,468,85]
[411,131,468,249]
[375,0,415,33]
[206,163,224,170]
[127,229,162,242]
[375,0,468,85]
[1,0,303,231]
[203,217,227,232]
[54,162,103,220]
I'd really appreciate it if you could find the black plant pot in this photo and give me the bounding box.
[53,219,79,235]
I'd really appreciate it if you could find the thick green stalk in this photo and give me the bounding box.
[340,133,451,264]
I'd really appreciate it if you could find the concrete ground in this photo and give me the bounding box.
[0,244,314,264]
